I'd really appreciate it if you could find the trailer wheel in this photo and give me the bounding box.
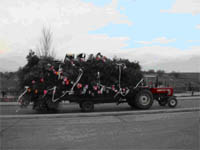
[168,97,177,108]
[33,101,48,113]
[81,101,94,112]
[135,90,153,109]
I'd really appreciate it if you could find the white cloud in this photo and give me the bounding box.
[53,34,130,60]
[114,46,200,72]
[196,24,200,29]
[61,34,129,52]
[188,40,200,42]
[153,37,176,44]
[161,0,200,15]
[135,41,152,45]
[0,0,131,33]
[135,37,176,45]
[0,0,199,73]
[0,0,132,71]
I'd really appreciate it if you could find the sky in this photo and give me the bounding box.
[0,0,200,72]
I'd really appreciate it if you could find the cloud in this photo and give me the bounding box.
[161,0,200,15]
[60,34,129,52]
[0,39,10,54]
[0,0,199,73]
[151,56,200,73]
[0,0,132,71]
[0,0,131,33]
[135,37,176,45]
[0,0,131,44]
[135,41,152,45]
[0,48,29,71]
[196,24,200,29]
[188,40,200,42]
[1,44,200,72]
[52,33,131,60]
[114,46,200,72]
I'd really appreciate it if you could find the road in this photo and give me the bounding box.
[0,97,199,150]
[0,97,199,115]
[1,111,199,149]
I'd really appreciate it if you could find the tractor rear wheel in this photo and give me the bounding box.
[135,89,153,109]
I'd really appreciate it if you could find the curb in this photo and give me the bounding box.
[177,96,200,100]
[0,102,19,105]
[176,95,200,97]
[1,107,199,119]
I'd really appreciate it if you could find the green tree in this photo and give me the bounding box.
[18,51,143,111]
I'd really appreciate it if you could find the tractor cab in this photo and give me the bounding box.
[142,74,177,107]
[143,74,173,96]
[143,74,158,88]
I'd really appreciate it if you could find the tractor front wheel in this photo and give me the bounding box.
[168,97,177,108]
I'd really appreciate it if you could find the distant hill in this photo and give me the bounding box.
[177,72,200,83]
[0,72,19,96]
[172,72,200,92]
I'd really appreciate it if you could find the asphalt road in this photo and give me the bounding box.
[0,97,199,115]
[0,98,199,149]
[1,111,199,150]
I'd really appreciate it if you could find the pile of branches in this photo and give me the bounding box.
[17,51,142,111]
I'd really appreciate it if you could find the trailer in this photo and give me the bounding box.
[18,53,177,112]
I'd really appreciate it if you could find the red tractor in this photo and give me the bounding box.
[142,74,178,108]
